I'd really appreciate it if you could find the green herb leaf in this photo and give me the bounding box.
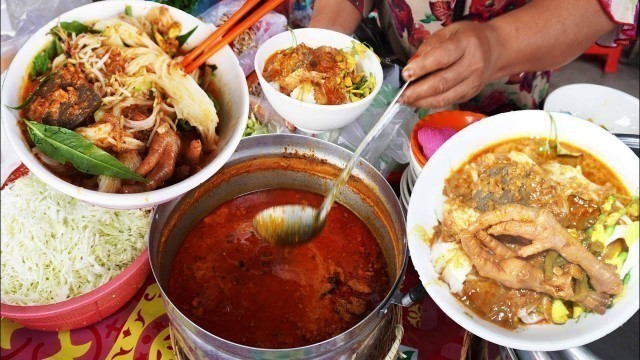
[30,52,50,80]
[125,4,133,16]
[23,120,147,183]
[30,38,64,80]
[176,26,197,47]
[60,21,98,36]
[8,70,58,110]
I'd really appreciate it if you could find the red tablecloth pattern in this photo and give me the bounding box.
[1,261,468,360]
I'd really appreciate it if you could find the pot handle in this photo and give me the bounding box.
[390,283,428,308]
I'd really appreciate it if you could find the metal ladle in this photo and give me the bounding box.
[253,81,411,246]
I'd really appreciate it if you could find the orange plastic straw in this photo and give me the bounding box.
[183,0,284,74]
[181,0,262,68]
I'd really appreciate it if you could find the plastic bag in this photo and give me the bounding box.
[200,0,287,76]
[334,83,417,177]
[248,95,295,135]
[1,0,91,71]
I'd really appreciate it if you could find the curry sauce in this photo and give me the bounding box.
[167,189,389,348]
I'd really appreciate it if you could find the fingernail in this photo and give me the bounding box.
[402,69,413,80]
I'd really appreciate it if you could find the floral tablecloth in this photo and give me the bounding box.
[1,260,468,360]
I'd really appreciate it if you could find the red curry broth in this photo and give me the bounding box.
[167,189,389,349]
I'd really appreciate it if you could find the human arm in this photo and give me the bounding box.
[308,0,373,34]
[400,0,622,109]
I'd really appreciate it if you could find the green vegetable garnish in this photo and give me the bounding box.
[125,4,133,16]
[23,120,147,182]
[623,271,631,285]
[29,38,63,80]
[243,111,269,137]
[176,26,197,47]
[30,53,50,80]
[59,21,99,36]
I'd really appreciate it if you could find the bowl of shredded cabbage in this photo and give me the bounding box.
[0,163,152,331]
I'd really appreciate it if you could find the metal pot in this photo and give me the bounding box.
[148,134,408,359]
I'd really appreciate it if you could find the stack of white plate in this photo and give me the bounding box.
[399,164,418,214]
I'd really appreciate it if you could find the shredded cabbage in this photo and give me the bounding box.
[1,174,151,305]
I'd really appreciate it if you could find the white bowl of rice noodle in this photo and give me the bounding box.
[254,28,383,133]
[0,1,249,209]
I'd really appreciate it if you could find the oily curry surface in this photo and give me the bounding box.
[168,189,389,348]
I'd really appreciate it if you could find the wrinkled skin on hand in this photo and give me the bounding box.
[400,21,500,109]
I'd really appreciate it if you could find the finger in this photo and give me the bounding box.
[403,76,478,109]
[400,60,469,105]
[402,31,463,81]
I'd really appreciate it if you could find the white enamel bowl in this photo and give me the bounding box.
[544,84,639,135]
[254,28,383,133]
[0,1,249,209]
[406,110,639,351]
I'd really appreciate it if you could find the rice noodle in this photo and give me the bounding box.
[124,100,161,131]
[32,148,63,170]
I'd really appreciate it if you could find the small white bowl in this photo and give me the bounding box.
[544,84,639,134]
[0,2,249,209]
[254,28,383,133]
[407,110,639,351]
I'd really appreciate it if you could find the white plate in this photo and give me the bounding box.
[407,110,639,351]
[544,84,639,134]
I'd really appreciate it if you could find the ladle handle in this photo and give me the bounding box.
[316,81,412,222]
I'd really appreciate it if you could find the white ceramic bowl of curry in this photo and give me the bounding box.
[254,28,383,134]
[406,110,639,351]
[0,1,249,209]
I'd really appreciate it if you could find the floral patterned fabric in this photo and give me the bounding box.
[349,0,638,115]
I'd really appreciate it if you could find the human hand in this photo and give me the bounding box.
[400,21,501,109]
